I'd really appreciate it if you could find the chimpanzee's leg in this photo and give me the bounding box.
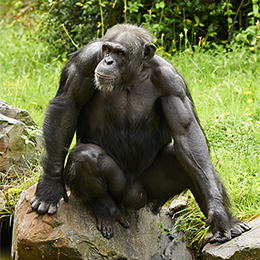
[136,144,191,202]
[121,144,191,211]
[64,143,129,239]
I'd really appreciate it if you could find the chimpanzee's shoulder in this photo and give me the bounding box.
[74,40,103,62]
[149,55,178,79]
[64,40,103,75]
[149,55,186,95]
[149,55,177,74]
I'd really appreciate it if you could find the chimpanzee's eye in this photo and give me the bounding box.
[118,51,123,56]
[104,47,110,53]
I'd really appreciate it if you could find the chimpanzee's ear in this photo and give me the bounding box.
[143,43,156,61]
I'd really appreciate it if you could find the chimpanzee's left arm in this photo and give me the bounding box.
[157,63,250,243]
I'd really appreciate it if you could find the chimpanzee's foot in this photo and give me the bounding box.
[96,217,114,239]
[92,196,130,239]
[96,214,130,239]
[117,214,130,228]
[206,210,250,244]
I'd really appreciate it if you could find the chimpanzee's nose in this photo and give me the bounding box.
[105,58,113,65]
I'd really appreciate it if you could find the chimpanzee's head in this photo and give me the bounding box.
[94,24,156,93]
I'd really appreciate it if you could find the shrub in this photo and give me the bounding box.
[3,1,259,60]
[39,0,259,57]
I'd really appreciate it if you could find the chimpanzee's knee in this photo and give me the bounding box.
[64,143,108,199]
[64,143,126,200]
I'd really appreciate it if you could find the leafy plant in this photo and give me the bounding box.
[0,164,42,224]
[234,0,260,54]
[37,0,258,56]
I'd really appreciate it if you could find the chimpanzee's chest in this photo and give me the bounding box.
[77,85,171,175]
[100,84,160,122]
[82,80,163,128]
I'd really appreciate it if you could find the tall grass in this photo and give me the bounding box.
[168,48,260,256]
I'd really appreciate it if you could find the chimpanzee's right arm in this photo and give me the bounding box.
[31,41,102,214]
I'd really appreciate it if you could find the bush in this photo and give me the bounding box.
[2,1,259,59]
[39,0,260,57]
[40,0,101,59]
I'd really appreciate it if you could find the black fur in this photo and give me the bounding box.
[78,98,171,177]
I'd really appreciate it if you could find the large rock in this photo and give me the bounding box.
[0,100,37,127]
[0,101,43,172]
[202,217,260,260]
[11,185,194,260]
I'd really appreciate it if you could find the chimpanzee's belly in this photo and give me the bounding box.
[77,92,171,176]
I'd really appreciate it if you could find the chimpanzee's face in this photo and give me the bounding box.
[94,31,156,94]
[94,41,133,93]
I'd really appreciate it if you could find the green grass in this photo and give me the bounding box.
[0,17,260,258]
[0,20,64,125]
[0,19,64,220]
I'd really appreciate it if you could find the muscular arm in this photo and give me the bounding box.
[158,64,221,210]
[163,93,214,182]
[31,41,101,214]
[43,66,95,178]
[154,59,250,243]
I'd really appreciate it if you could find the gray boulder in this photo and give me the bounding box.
[202,217,260,259]
[0,100,37,127]
[0,101,43,172]
[11,185,194,260]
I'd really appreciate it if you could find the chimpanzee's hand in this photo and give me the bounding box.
[31,179,68,215]
[206,209,250,244]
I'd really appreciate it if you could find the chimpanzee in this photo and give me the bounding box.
[31,24,250,243]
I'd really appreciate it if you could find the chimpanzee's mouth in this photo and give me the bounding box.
[95,72,113,80]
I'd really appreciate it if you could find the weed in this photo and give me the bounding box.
[0,164,42,223]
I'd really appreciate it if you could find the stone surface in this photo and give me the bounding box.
[202,217,260,260]
[12,185,194,260]
[0,101,43,172]
[0,100,37,127]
